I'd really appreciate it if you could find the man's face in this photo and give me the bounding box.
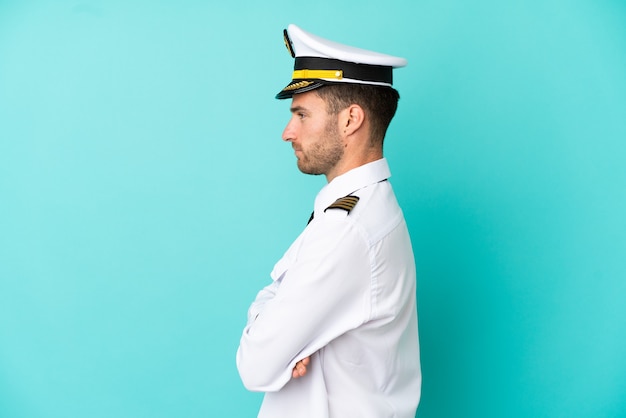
[281,91,344,176]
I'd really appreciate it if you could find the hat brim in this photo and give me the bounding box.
[275,79,328,100]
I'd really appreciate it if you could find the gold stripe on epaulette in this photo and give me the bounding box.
[324,195,360,214]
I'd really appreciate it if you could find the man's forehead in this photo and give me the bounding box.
[290,90,324,109]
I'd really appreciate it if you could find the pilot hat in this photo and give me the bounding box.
[276,24,407,99]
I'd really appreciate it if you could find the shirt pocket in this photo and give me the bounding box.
[269,230,307,282]
[270,255,291,282]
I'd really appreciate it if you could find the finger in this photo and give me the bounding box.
[292,361,307,379]
[296,362,305,376]
[292,362,301,378]
[301,357,310,366]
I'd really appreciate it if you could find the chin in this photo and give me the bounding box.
[297,162,321,176]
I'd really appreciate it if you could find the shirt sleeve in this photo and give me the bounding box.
[236,216,372,392]
[245,280,280,326]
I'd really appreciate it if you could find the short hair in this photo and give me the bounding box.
[315,84,400,146]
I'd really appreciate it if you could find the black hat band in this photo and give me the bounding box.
[293,57,393,85]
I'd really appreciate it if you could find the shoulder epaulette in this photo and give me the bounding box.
[324,195,360,214]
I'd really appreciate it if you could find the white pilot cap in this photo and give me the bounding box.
[276,24,407,99]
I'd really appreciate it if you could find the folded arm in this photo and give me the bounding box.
[236,219,371,392]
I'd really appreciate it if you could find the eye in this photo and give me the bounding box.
[297,112,306,120]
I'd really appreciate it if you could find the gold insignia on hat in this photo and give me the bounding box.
[283,80,314,91]
[283,29,295,58]
[324,195,360,214]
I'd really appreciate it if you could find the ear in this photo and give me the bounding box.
[339,104,365,137]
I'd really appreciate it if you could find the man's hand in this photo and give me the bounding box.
[292,356,310,379]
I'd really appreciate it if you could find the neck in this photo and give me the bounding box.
[325,148,383,183]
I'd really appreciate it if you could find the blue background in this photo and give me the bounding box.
[1,1,625,417]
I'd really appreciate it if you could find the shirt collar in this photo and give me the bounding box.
[314,158,391,213]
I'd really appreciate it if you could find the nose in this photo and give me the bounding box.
[282,117,295,142]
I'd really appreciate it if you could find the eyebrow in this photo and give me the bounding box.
[290,105,307,114]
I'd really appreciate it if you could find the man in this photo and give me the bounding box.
[237,24,421,418]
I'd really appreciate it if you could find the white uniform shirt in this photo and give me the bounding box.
[237,158,421,418]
